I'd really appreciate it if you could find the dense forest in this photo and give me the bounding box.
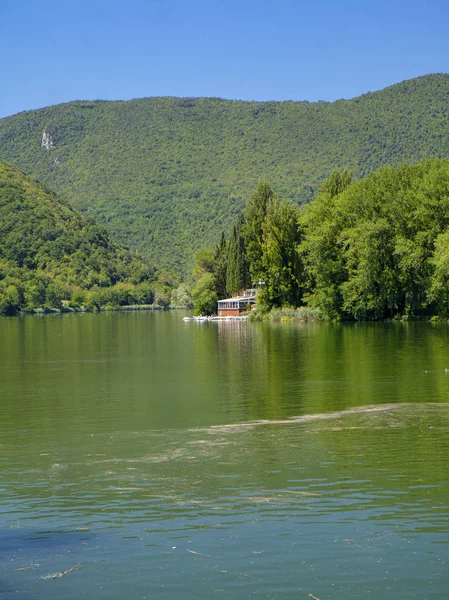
[1,74,449,273]
[3,157,449,321]
[0,162,174,316]
[193,159,449,321]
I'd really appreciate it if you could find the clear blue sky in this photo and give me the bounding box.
[1,0,448,119]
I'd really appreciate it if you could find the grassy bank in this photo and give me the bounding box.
[248,307,322,322]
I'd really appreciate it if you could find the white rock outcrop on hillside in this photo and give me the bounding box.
[41,129,54,150]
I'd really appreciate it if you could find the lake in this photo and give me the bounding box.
[1,312,448,599]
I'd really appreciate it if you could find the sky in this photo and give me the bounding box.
[1,0,448,119]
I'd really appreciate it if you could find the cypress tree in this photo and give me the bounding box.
[226,215,249,295]
[212,231,228,299]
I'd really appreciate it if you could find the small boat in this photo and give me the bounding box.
[183,316,210,322]
[209,315,248,322]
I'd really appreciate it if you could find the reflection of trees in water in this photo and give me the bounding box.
[219,321,449,421]
[4,315,449,439]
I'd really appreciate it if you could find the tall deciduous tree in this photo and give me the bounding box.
[259,196,302,309]
[300,181,346,320]
[429,230,449,314]
[193,249,215,279]
[320,169,353,198]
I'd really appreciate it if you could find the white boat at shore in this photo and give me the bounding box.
[183,315,248,322]
[183,316,210,322]
[209,315,248,321]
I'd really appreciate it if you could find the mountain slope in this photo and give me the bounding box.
[1,74,449,273]
[0,162,154,314]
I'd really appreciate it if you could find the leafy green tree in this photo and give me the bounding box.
[244,180,275,282]
[259,196,302,309]
[340,219,399,320]
[170,283,193,308]
[320,169,353,198]
[45,282,64,308]
[428,230,449,313]
[192,273,217,315]
[71,287,88,306]
[300,185,346,320]
[154,287,170,307]
[0,283,22,316]
[23,279,46,309]
[193,249,215,279]
[134,282,155,304]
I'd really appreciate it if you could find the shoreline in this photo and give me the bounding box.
[17,304,172,317]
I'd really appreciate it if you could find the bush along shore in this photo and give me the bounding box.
[248,306,322,322]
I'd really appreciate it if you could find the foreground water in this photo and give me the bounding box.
[1,312,448,599]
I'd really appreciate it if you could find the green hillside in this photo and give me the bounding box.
[0,162,155,315]
[1,74,449,273]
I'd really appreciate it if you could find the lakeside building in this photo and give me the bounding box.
[217,289,258,317]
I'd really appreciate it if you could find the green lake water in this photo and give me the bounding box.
[1,312,448,599]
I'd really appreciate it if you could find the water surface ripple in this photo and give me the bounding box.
[1,313,449,599]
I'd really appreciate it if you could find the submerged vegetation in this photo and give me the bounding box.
[194,159,449,321]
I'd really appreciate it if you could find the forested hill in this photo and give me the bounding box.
[1,74,449,273]
[0,162,155,315]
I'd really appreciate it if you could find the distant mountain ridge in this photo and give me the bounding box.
[1,73,448,274]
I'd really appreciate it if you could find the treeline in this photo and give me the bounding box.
[4,157,449,321]
[193,158,449,320]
